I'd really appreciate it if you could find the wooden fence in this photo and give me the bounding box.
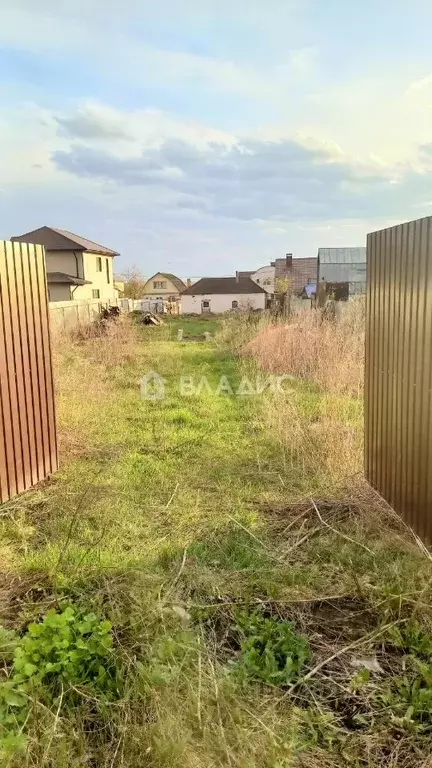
[365,215,432,541]
[0,241,58,503]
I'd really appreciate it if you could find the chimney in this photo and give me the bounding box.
[286,253,293,267]
[236,270,239,283]
[187,278,191,287]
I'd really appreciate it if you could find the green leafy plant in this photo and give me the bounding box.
[233,611,310,686]
[11,606,115,693]
[379,620,432,732]
[0,606,116,755]
[296,707,347,750]
[379,661,432,732]
[0,627,18,663]
[387,620,432,660]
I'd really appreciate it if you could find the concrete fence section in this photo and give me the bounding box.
[365,215,432,542]
[0,241,58,503]
[49,298,166,330]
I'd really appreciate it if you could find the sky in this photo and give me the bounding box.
[1,0,432,276]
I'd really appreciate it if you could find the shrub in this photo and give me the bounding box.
[233,611,310,686]
[0,606,116,755]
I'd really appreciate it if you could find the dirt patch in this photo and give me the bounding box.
[0,571,55,629]
[193,593,377,668]
[261,481,407,532]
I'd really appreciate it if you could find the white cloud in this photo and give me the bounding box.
[407,73,432,92]
[54,102,236,152]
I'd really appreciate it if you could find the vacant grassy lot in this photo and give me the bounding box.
[1,313,432,767]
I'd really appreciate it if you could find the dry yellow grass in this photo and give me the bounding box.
[238,300,365,486]
[51,317,143,460]
[244,298,365,398]
[260,390,363,486]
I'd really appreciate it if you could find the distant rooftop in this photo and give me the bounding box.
[146,272,187,292]
[318,247,366,264]
[182,276,266,295]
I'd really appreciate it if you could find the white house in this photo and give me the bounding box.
[250,265,275,293]
[181,276,266,314]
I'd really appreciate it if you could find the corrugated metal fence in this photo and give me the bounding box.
[0,241,58,503]
[365,216,432,541]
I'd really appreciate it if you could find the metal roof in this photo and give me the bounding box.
[11,226,119,255]
[318,247,366,264]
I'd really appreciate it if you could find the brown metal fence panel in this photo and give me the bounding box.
[365,216,432,541]
[0,241,58,503]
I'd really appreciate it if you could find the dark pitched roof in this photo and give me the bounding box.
[146,273,186,292]
[11,226,119,255]
[47,272,92,285]
[181,277,266,295]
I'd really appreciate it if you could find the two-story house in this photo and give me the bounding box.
[11,226,119,302]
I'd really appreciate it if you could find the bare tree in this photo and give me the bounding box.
[122,265,147,299]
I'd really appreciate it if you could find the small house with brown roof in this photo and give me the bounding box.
[11,226,119,302]
[181,275,266,314]
[142,273,187,300]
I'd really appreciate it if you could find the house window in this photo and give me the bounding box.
[232,300,238,309]
[96,257,102,272]
[92,289,101,299]
[202,300,210,307]
[153,281,167,289]
[106,258,110,283]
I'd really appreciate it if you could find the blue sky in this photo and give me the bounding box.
[1,0,432,275]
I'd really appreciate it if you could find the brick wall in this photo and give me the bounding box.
[292,258,317,292]
[273,257,317,293]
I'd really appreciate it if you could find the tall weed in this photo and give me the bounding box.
[244,298,365,398]
[235,300,365,484]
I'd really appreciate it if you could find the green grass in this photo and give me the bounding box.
[163,314,220,337]
[0,316,432,767]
